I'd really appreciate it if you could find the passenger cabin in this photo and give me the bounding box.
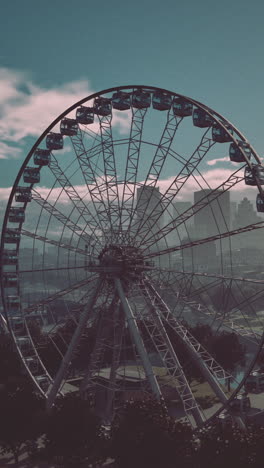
[16,336,31,353]
[34,148,51,166]
[94,97,112,116]
[60,118,78,136]
[23,167,40,184]
[3,273,18,288]
[229,393,250,412]
[132,90,151,109]
[76,106,94,124]
[245,370,264,392]
[36,375,50,392]
[25,357,39,374]
[6,295,20,310]
[4,228,20,244]
[3,250,18,265]
[244,166,256,186]
[10,316,25,334]
[173,98,193,117]
[229,141,251,163]
[9,207,25,223]
[112,91,131,111]
[152,91,172,111]
[245,165,264,186]
[212,123,233,143]
[256,194,264,212]
[192,108,213,128]
[46,133,63,150]
[15,187,32,203]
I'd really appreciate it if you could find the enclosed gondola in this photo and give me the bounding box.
[152,91,172,111]
[112,91,131,111]
[23,167,40,184]
[25,357,39,374]
[132,89,151,109]
[10,316,25,334]
[3,273,18,288]
[245,165,264,186]
[16,337,31,353]
[193,108,213,128]
[9,207,25,223]
[76,106,94,124]
[2,250,18,265]
[4,228,20,244]
[60,118,78,136]
[15,187,32,203]
[46,132,63,150]
[256,193,264,212]
[212,123,233,143]
[6,295,20,311]
[94,97,112,116]
[36,375,50,391]
[229,393,250,412]
[229,141,251,163]
[34,148,51,166]
[173,98,193,117]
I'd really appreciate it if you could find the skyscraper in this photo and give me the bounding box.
[193,189,231,239]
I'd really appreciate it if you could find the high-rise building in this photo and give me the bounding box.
[232,197,263,251]
[135,186,166,263]
[136,186,164,233]
[172,201,193,243]
[193,189,231,239]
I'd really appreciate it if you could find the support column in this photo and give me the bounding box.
[115,278,162,399]
[46,277,103,410]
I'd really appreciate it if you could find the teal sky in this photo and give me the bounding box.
[0,0,264,196]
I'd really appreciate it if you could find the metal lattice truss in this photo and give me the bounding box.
[1,85,264,427]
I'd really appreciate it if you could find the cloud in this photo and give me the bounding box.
[0,142,22,159]
[156,167,258,203]
[207,156,230,166]
[0,68,131,159]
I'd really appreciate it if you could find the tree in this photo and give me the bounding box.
[44,393,104,467]
[0,386,45,466]
[110,397,194,468]
[0,334,21,384]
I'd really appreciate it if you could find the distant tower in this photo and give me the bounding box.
[136,186,165,256]
[172,201,193,243]
[233,197,262,250]
[193,189,230,239]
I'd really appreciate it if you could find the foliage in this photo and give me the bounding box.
[44,393,104,467]
[0,386,45,465]
[0,333,21,383]
[110,397,194,468]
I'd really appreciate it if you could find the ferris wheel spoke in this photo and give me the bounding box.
[134,128,215,245]
[48,154,104,235]
[141,278,234,388]
[46,277,103,409]
[19,265,90,274]
[97,113,121,234]
[23,274,99,314]
[69,130,112,234]
[147,269,263,342]
[129,110,183,239]
[31,188,97,247]
[143,220,264,259]
[120,107,147,229]
[20,229,93,257]
[141,167,245,250]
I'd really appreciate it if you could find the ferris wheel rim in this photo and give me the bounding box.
[1,84,264,425]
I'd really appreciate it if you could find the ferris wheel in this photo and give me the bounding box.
[2,85,264,427]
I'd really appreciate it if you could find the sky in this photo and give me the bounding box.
[0,0,264,218]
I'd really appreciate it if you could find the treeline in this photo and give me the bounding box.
[1,388,264,468]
